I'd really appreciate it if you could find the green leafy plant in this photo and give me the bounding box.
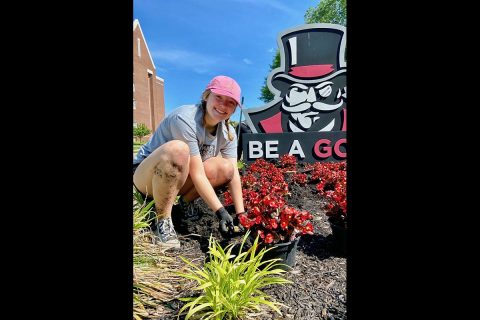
[176,231,292,320]
[236,159,245,170]
[133,188,156,231]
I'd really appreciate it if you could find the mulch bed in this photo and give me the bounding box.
[156,178,347,319]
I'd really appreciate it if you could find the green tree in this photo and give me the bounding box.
[259,0,346,103]
[259,49,280,103]
[133,123,151,143]
[305,0,346,25]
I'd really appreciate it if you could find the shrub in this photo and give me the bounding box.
[133,123,151,143]
[176,231,292,320]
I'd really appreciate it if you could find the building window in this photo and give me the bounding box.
[133,98,136,109]
[137,38,141,57]
[133,122,138,128]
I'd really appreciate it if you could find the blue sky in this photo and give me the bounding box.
[134,0,319,123]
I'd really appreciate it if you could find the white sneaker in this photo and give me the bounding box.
[154,217,180,249]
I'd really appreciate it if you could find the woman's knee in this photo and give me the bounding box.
[134,141,190,195]
[159,141,190,167]
[205,158,234,184]
[152,141,190,179]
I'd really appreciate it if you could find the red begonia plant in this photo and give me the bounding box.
[224,157,314,244]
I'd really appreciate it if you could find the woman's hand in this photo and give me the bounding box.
[216,208,246,235]
[216,207,234,233]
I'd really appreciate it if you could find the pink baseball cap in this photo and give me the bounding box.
[206,75,242,108]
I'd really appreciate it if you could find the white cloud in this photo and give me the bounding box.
[156,67,168,74]
[231,0,297,16]
[193,67,209,74]
[151,48,221,74]
[243,58,253,65]
[268,47,275,53]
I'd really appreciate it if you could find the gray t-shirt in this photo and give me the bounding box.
[134,104,238,165]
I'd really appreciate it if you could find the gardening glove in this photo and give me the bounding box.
[215,207,235,234]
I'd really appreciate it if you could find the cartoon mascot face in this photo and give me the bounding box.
[244,24,347,134]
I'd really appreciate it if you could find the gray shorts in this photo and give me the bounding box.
[133,163,151,200]
[133,163,140,175]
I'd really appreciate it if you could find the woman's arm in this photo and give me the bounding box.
[226,157,245,214]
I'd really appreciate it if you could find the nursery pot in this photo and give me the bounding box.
[329,221,347,256]
[258,237,300,271]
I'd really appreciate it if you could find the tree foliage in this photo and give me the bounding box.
[305,0,346,25]
[259,0,346,103]
[259,50,280,103]
[133,123,151,142]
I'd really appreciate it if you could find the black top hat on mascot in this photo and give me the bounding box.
[270,24,346,94]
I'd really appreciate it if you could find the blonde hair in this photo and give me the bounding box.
[201,90,234,141]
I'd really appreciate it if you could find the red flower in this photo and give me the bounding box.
[313,161,347,228]
[302,223,314,235]
[229,157,315,245]
[269,218,278,229]
[264,233,274,244]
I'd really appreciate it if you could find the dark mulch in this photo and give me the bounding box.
[158,180,347,320]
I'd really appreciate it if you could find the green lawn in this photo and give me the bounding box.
[133,141,144,154]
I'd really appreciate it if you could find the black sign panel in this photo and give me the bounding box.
[242,132,346,164]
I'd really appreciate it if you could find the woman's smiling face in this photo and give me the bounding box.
[205,91,237,124]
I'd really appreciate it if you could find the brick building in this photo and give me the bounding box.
[133,19,165,133]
